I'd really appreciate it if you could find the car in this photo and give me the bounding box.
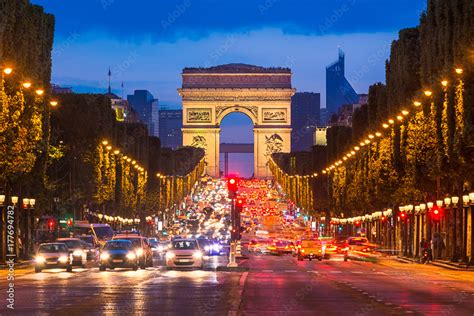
[197,238,222,256]
[347,237,376,253]
[149,238,169,256]
[113,233,153,269]
[297,240,324,261]
[34,243,73,273]
[267,240,292,255]
[76,235,100,260]
[99,240,139,271]
[56,238,89,267]
[165,239,204,269]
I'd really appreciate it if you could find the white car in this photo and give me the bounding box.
[165,239,204,269]
[35,243,73,273]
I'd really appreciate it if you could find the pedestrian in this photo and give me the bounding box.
[419,238,425,258]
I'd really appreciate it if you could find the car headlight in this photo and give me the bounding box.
[193,251,203,259]
[136,248,144,257]
[100,253,110,261]
[165,252,175,260]
[73,249,83,257]
[35,256,46,264]
[204,245,210,251]
[157,245,164,252]
[126,252,136,260]
[58,256,69,263]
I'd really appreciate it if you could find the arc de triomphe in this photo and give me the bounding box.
[179,64,295,178]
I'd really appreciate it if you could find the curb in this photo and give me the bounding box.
[0,261,33,270]
[394,256,472,271]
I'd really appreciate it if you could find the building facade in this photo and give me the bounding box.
[159,109,183,149]
[326,49,359,119]
[291,92,320,152]
[127,90,160,137]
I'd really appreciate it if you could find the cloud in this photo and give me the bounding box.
[51,28,396,106]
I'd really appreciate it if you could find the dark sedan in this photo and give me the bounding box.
[99,240,139,271]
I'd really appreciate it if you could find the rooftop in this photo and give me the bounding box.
[183,63,291,74]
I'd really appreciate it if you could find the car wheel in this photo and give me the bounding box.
[132,265,138,271]
[35,266,42,273]
[344,257,348,262]
[66,265,73,272]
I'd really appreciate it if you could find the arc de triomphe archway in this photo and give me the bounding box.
[178,64,294,178]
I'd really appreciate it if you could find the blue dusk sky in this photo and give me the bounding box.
[32,0,426,176]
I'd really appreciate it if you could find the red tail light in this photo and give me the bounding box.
[301,249,305,253]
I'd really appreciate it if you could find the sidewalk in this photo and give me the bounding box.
[394,255,473,271]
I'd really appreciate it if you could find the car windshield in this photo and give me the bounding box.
[78,236,94,245]
[118,238,141,248]
[104,241,132,250]
[60,240,83,249]
[172,240,198,250]
[39,244,68,253]
[149,239,158,246]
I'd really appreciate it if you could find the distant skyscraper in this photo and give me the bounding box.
[291,92,320,152]
[127,90,160,137]
[159,109,182,149]
[326,49,359,119]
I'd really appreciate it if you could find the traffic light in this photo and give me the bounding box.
[48,219,56,230]
[66,218,73,227]
[381,216,386,222]
[431,207,442,221]
[400,212,407,220]
[227,176,238,198]
[235,198,245,209]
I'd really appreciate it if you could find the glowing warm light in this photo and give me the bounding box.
[441,80,448,87]
[360,142,365,147]
[455,68,463,75]
[397,115,403,121]
[49,101,58,107]
[388,119,395,124]
[113,150,120,155]
[364,139,370,144]
[322,170,326,174]
[102,140,108,145]
[350,151,355,155]
[424,90,432,97]
[132,160,136,165]
[22,82,31,88]
[368,134,374,139]
[106,145,112,150]
[375,132,382,137]
[354,146,360,151]
[401,110,409,115]
[127,158,131,162]
[35,89,44,95]
[343,157,348,161]
[382,123,389,129]
[3,68,12,75]
[413,101,421,107]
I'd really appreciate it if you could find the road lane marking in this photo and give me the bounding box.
[351,271,363,274]
[307,271,319,273]
[330,271,342,273]
[228,271,248,316]
[284,270,297,273]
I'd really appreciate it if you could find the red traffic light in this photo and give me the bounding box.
[400,212,407,220]
[381,216,386,222]
[236,198,245,207]
[67,218,73,227]
[48,219,55,230]
[227,176,239,195]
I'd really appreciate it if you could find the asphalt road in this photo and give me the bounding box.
[2,254,474,315]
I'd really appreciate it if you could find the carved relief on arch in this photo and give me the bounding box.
[216,105,258,124]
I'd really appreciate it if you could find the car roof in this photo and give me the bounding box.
[39,242,68,246]
[114,235,142,239]
[56,238,81,241]
[107,239,132,244]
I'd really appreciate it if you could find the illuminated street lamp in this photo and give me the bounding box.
[50,100,58,107]
[436,200,443,208]
[11,196,18,205]
[3,67,13,75]
[441,80,448,87]
[22,82,32,88]
[35,89,44,95]
[427,202,434,209]
[455,68,463,75]
[424,90,433,97]
[413,101,421,107]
